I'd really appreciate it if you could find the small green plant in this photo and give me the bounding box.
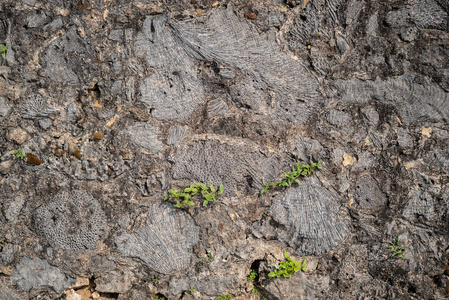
[0,44,8,59]
[268,251,306,279]
[153,278,159,284]
[200,252,214,263]
[247,269,257,282]
[252,286,259,294]
[388,238,406,258]
[260,160,321,196]
[164,183,223,208]
[189,287,196,293]
[12,149,26,160]
[216,294,233,300]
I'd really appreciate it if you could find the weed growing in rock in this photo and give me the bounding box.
[388,238,406,258]
[200,252,214,264]
[0,44,8,59]
[153,278,159,284]
[260,160,321,196]
[12,149,26,160]
[268,251,306,278]
[247,269,257,282]
[164,183,223,208]
[252,286,259,294]
[189,287,195,293]
[216,294,233,300]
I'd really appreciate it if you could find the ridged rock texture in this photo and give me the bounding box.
[270,176,349,255]
[33,190,107,251]
[0,0,449,299]
[115,203,200,275]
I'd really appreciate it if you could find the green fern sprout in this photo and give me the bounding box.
[388,238,406,258]
[247,269,257,282]
[268,251,307,279]
[0,44,8,59]
[260,160,321,196]
[12,149,26,160]
[252,286,259,294]
[164,183,223,208]
[216,294,233,300]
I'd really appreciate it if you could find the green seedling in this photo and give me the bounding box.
[0,44,8,59]
[252,286,259,294]
[200,252,214,264]
[260,160,321,196]
[164,183,223,208]
[247,269,257,282]
[207,252,214,262]
[153,278,159,284]
[388,238,406,258]
[268,251,306,279]
[216,294,233,300]
[12,149,26,160]
[189,287,196,293]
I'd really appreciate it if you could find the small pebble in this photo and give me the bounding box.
[93,131,104,141]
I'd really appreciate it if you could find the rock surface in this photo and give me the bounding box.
[0,0,449,299]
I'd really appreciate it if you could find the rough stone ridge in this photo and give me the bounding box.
[33,190,107,251]
[270,176,349,255]
[385,0,447,29]
[123,123,164,153]
[170,139,284,196]
[403,188,436,221]
[336,75,449,124]
[115,203,199,274]
[20,94,58,119]
[11,257,75,293]
[137,7,321,123]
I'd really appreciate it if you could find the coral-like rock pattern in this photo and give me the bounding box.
[115,203,199,274]
[33,190,107,251]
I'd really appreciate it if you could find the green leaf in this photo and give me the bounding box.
[203,200,208,206]
[268,272,276,278]
[210,184,215,193]
[188,201,195,206]
[164,195,169,201]
[174,203,181,208]
[218,184,224,195]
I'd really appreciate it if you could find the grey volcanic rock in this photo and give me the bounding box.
[115,203,199,274]
[270,176,349,255]
[12,257,75,293]
[33,190,107,251]
[0,0,449,298]
[170,138,285,197]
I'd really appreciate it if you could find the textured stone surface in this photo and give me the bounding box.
[115,203,199,274]
[11,257,75,293]
[270,176,349,255]
[0,0,448,299]
[33,190,107,251]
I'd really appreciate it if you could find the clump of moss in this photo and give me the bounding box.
[93,131,104,141]
[26,153,43,166]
